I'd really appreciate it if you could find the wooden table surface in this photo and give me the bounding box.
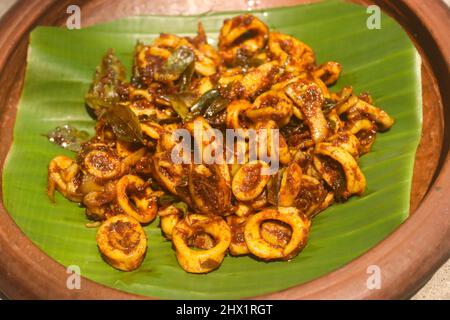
[0,0,448,300]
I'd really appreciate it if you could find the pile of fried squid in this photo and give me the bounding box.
[47,14,394,273]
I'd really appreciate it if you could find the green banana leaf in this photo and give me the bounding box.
[2,0,422,299]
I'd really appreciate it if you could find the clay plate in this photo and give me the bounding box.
[0,0,448,299]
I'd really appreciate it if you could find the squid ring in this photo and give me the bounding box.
[285,81,329,144]
[294,175,327,217]
[337,98,394,131]
[172,214,231,273]
[268,32,315,72]
[254,120,291,165]
[327,132,361,158]
[314,143,366,198]
[117,175,158,224]
[245,90,293,126]
[348,119,374,135]
[96,214,147,271]
[141,122,164,140]
[354,100,394,131]
[232,160,270,201]
[159,205,184,240]
[84,150,122,180]
[278,162,303,207]
[260,220,292,248]
[47,156,83,202]
[226,215,249,256]
[218,14,269,65]
[244,208,310,260]
[226,99,252,131]
[313,61,343,85]
[347,119,377,154]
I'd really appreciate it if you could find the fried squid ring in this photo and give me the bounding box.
[159,205,184,239]
[327,132,361,158]
[260,220,292,247]
[278,162,303,207]
[337,97,394,131]
[235,202,252,217]
[232,160,270,201]
[116,140,142,158]
[152,151,190,200]
[254,120,291,165]
[314,192,335,218]
[121,147,147,171]
[293,175,327,217]
[244,208,310,260]
[226,62,281,100]
[156,123,182,153]
[141,122,164,140]
[47,156,83,202]
[218,14,269,65]
[314,143,366,199]
[83,149,122,180]
[117,175,158,224]
[285,80,329,144]
[354,99,394,131]
[268,32,315,73]
[172,214,231,273]
[190,76,215,97]
[184,117,225,164]
[245,90,293,126]
[249,189,268,210]
[96,214,147,271]
[226,215,249,256]
[326,109,344,136]
[188,163,232,215]
[83,181,116,221]
[226,99,252,131]
[313,61,342,85]
[347,119,377,155]
[194,44,220,76]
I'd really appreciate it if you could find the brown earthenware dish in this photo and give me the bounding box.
[0,0,448,299]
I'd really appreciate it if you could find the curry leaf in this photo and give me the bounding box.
[160,92,197,120]
[85,49,127,114]
[172,202,189,215]
[190,89,223,116]
[103,104,144,144]
[164,46,195,79]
